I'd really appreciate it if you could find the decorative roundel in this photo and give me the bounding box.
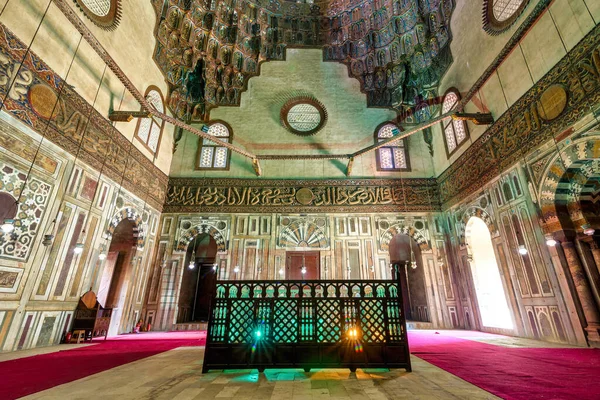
[483,0,529,35]
[74,0,121,30]
[281,97,328,136]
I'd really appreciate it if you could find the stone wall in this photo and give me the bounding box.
[0,112,159,352]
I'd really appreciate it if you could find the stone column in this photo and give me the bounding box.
[561,241,600,346]
[590,242,600,274]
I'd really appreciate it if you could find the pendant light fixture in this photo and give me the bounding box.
[188,235,197,270]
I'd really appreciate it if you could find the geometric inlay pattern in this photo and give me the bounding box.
[0,162,52,260]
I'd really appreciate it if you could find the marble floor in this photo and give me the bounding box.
[22,346,499,400]
[13,330,585,400]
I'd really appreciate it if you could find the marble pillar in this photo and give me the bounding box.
[561,241,600,346]
[590,242,600,274]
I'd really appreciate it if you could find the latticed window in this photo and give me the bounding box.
[483,0,528,34]
[80,0,111,16]
[197,121,232,170]
[135,87,165,154]
[441,89,468,156]
[375,123,410,171]
[491,0,525,22]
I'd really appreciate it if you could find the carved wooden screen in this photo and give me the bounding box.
[203,275,411,373]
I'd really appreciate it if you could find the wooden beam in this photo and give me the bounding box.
[108,110,151,122]
[52,0,257,160]
[346,157,354,176]
[453,112,494,125]
[352,111,456,158]
[252,159,262,176]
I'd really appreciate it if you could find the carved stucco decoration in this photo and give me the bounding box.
[277,216,329,249]
[151,0,455,122]
[164,177,440,213]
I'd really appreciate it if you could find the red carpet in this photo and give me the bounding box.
[408,330,600,400]
[0,331,206,400]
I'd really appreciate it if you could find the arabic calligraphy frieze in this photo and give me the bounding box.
[438,24,600,209]
[164,178,440,213]
[0,24,168,211]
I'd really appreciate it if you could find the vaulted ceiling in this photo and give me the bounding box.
[151,0,455,123]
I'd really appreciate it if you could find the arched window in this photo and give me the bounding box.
[134,87,165,154]
[197,121,232,170]
[441,89,469,157]
[375,122,410,171]
[483,0,529,35]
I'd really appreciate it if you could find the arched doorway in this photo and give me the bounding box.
[177,233,217,323]
[97,219,137,336]
[465,217,513,330]
[389,234,429,322]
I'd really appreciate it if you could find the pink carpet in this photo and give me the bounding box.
[0,331,206,400]
[408,330,600,400]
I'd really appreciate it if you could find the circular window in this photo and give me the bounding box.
[281,97,327,136]
[74,0,120,29]
[483,0,529,35]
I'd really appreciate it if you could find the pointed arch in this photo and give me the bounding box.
[176,223,227,252]
[106,207,145,248]
[462,206,497,234]
[379,223,430,252]
[538,137,600,234]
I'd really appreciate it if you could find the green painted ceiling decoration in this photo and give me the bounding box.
[151,0,455,123]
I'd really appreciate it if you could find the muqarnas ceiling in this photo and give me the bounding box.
[152,0,454,122]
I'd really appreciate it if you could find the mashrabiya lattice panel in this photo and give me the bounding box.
[209,280,407,345]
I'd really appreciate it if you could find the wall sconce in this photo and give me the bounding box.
[518,244,528,255]
[42,234,54,247]
[545,234,557,247]
[74,243,84,255]
[582,224,595,236]
[1,218,15,233]
[234,265,240,274]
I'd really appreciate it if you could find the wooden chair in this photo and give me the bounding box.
[70,290,113,341]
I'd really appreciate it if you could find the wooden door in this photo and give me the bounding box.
[193,263,216,322]
[286,251,320,280]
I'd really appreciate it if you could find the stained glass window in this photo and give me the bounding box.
[375,123,409,171]
[135,87,164,154]
[197,121,232,170]
[441,89,468,156]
